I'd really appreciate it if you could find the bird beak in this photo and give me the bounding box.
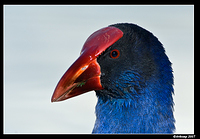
[51,26,123,102]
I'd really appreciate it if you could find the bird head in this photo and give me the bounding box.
[51,23,173,102]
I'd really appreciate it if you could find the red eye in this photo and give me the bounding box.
[110,49,120,59]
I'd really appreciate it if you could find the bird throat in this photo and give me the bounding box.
[93,81,175,134]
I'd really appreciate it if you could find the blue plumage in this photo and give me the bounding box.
[93,23,175,133]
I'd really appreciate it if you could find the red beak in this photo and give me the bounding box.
[51,26,123,102]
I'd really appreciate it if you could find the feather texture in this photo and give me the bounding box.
[93,23,175,133]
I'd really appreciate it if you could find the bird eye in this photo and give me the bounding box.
[110,49,120,59]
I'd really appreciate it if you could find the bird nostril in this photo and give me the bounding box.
[81,66,88,71]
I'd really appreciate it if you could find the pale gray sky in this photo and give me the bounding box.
[4,5,194,134]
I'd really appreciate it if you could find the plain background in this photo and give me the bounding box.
[4,5,194,134]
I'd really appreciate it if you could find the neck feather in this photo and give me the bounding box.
[93,72,175,134]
